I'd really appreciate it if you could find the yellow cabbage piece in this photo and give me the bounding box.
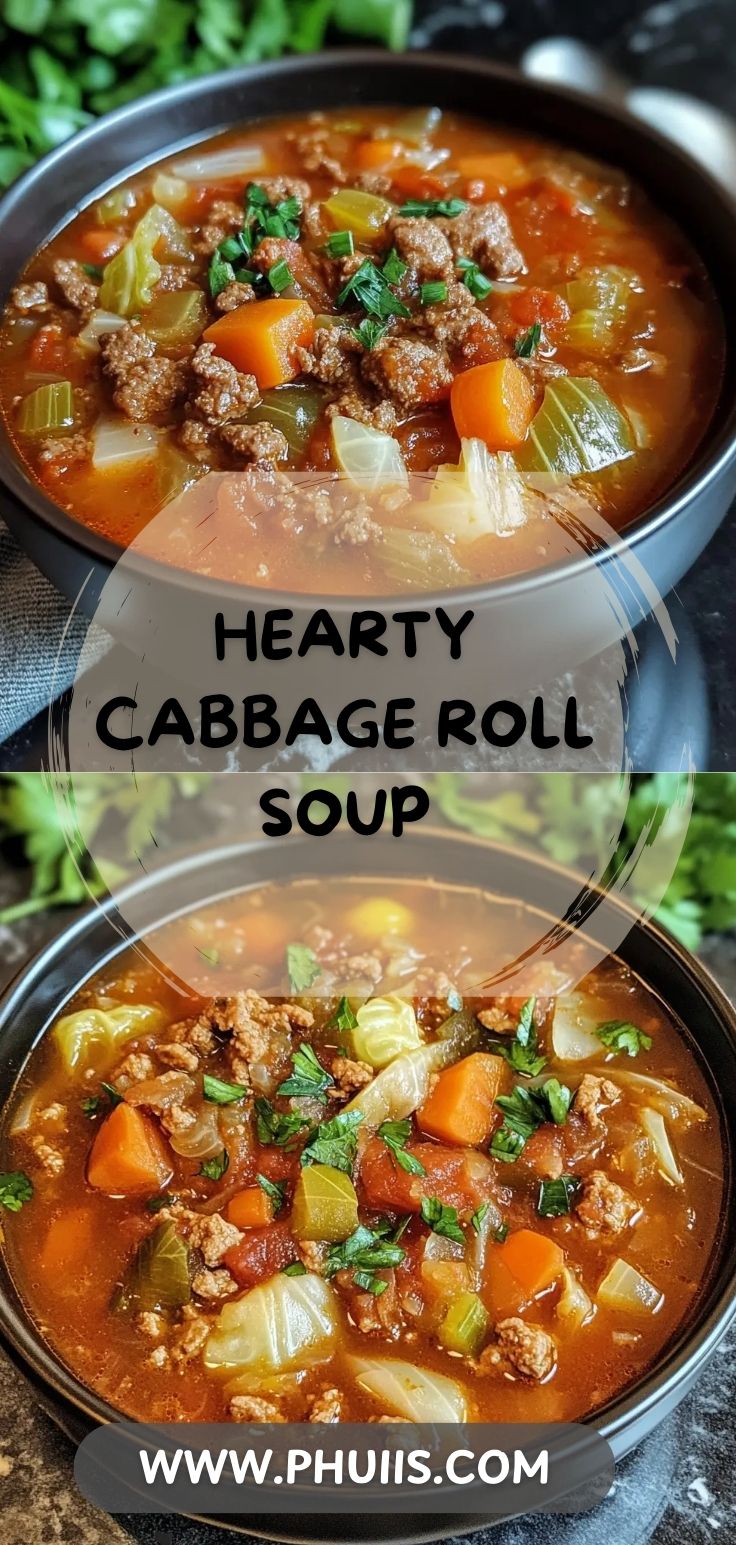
[204,1273,338,1375]
[352,995,422,1069]
[53,1003,164,1071]
[424,441,528,541]
[99,204,191,317]
[597,1258,662,1314]
[640,1106,683,1185]
[556,1266,594,1329]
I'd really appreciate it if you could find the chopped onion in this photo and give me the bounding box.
[172,145,266,182]
[556,1267,594,1328]
[551,994,603,1062]
[640,1106,683,1185]
[8,1092,39,1136]
[92,416,161,470]
[77,309,128,353]
[588,1068,707,1127]
[168,1104,221,1160]
[350,1356,467,1422]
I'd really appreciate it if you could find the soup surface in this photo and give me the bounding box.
[1,878,724,1425]
[0,107,724,592]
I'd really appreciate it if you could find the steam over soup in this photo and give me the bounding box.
[0,107,725,592]
[1,878,724,1424]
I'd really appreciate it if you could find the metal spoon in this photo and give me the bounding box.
[521,37,736,192]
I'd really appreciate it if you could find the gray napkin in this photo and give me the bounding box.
[0,517,93,746]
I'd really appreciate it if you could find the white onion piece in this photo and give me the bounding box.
[422,1231,465,1263]
[467,1193,506,1290]
[640,1107,683,1185]
[168,1105,222,1159]
[350,1356,467,1422]
[551,994,603,1061]
[597,1258,663,1315]
[172,145,266,181]
[92,416,160,469]
[556,1267,594,1329]
[8,1092,39,1135]
[78,309,128,353]
[588,1068,707,1127]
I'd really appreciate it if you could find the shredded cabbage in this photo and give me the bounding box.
[99,204,191,317]
[53,1003,164,1070]
[204,1274,338,1375]
[424,441,529,541]
[352,995,423,1068]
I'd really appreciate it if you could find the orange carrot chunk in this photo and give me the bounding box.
[87,1102,173,1195]
[38,1208,95,1281]
[354,138,404,170]
[81,227,126,263]
[497,1228,565,1296]
[226,1186,274,1228]
[417,1053,505,1146]
[456,151,529,192]
[204,298,315,389]
[450,358,535,451]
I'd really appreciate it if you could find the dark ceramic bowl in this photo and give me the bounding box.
[0,51,736,682]
[0,829,735,1541]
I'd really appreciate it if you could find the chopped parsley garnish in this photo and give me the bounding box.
[324,995,359,1034]
[82,1081,122,1118]
[352,317,389,350]
[277,1043,334,1102]
[197,944,220,966]
[398,198,467,218]
[457,256,493,300]
[203,1073,247,1105]
[286,942,321,994]
[208,253,236,298]
[325,229,354,258]
[382,247,408,285]
[245,182,301,242]
[494,1220,510,1242]
[81,1095,102,1118]
[515,322,542,358]
[146,1191,178,1214]
[538,1174,581,1218]
[199,1149,229,1182]
[300,1110,364,1173]
[469,1201,508,1241]
[420,1196,464,1244]
[268,258,294,293]
[219,232,252,263]
[0,1171,33,1213]
[257,1173,287,1215]
[324,1223,406,1295]
[420,280,448,306]
[337,257,411,322]
[377,1119,426,1176]
[282,1260,307,1276]
[596,1020,653,1057]
[491,1078,572,1163]
[255,1097,310,1148]
[492,997,547,1077]
[490,1127,526,1164]
[100,1081,123,1108]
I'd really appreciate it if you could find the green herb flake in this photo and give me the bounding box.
[282,1260,307,1276]
[277,1042,334,1102]
[515,321,542,358]
[203,1073,247,1105]
[100,1081,123,1108]
[255,1097,310,1149]
[146,1192,178,1214]
[337,257,411,322]
[596,1020,653,1057]
[538,1174,581,1218]
[420,280,448,306]
[324,1223,406,1290]
[197,944,220,967]
[352,317,389,350]
[0,1171,33,1213]
[457,257,493,300]
[208,254,235,299]
[378,1118,426,1175]
[257,1173,287,1215]
[382,247,408,285]
[325,229,355,258]
[491,997,547,1077]
[420,1195,464,1244]
[81,1094,102,1118]
[286,942,321,994]
[491,1077,572,1163]
[198,1149,229,1182]
[300,1110,364,1174]
[82,263,103,280]
[398,198,467,218]
[268,258,295,294]
[324,995,359,1034]
[470,1202,490,1234]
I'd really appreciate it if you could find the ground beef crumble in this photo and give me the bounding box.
[575,1170,640,1236]
[479,1318,557,1380]
[187,341,259,425]
[100,324,189,421]
[52,259,99,314]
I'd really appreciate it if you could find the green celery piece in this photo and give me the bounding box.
[115,1221,191,1313]
[438,1290,489,1356]
[248,385,324,462]
[17,380,74,435]
[517,376,634,477]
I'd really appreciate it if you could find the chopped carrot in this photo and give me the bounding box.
[81,227,126,263]
[390,164,448,201]
[204,297,315,389]
[417,1053,505,1146]
[497,1228,565,1296]
[28,325,68,375]
[226,1186,274,1228]
[354,138,404,170]
[450,358,535,450]
[457,151,529,195]
[38,1208,94,1281]
[87,1102,172,1196]
[507,287,570,329]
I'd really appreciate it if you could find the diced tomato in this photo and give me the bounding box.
[358,1138,494,1215]
[28,325,69,375]
[224,1219,298,1287]
[80,227,125,264]
[520,1124,564,1178]
[390,165,449,201]
[507,287,570,329]
[254,1146,300,1183]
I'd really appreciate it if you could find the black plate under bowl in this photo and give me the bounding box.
[0,52,735,683]
[0,829,735,1541]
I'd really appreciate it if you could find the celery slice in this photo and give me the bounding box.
[438,1291,490,1356]
[323,188,394,242]
[517,376,634,477]
[292,1164,359,1242]
[17,380,74,436]
[248,385,324,461]
[144,289,209,349]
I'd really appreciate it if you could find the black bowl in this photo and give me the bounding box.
[0,51,736,682]
[0,829,735,1542]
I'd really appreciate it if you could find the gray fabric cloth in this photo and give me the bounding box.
[0,518,95,746]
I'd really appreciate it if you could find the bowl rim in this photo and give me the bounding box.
[1,47,736,612]
[1,826,736,1466]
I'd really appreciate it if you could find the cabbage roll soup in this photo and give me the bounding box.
[0,107,725,593]
[1,878,723,1425]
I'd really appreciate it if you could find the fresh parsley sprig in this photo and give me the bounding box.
[377,1119,426,1176]
[300,1110,364,1173]
[596,1021,653,1057]
[420,1195,464,1244]
[277,1043,334,1102]
[324,1223,406,1295]
[0,1171,33,1212]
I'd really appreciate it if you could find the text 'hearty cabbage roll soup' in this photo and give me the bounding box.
[1,879,724,1424]
[0,108,725,592]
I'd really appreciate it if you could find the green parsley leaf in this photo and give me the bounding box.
[353,1268,389,1295]
[337,257,411,321]
[198,1149,229,1182]
[245,183,301,243]
[82,262,103,280]
[490,1126,526,1163]
[515,322,542,358]
[493,1221,510,1242]
[492,997,548,1077]
[538,1174,581,1217]
[378,1119,426,1175]
[277,1043,334,1102]
[382,247,408,285]
[81,1094,102,1118]
[257,1173,287,1215]
[268,258,295,293]
[219,232,251,263]
[203,1073,247,1105]
[300,1110,364,1173]
[324,1223,406,1288]
[282,1260,307,1276]
[100,1081,123,1108]
[197,944,220,966]
[286,942,321,994]
[420,1195,464,1244]
[0,1171,33,1212]
[491,1077,572,1163]
[352,317,389,350]
[324,996,359,1033]
[420,280,448,306]
[457,257,493,300]
[543,1078,572,1124]
[254,1097,310,1148]
[470,1202,490,1234]
[398,198,467,218]
[208,254,235,298]
[325,229,355,258]
[596,1020,653,1057]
